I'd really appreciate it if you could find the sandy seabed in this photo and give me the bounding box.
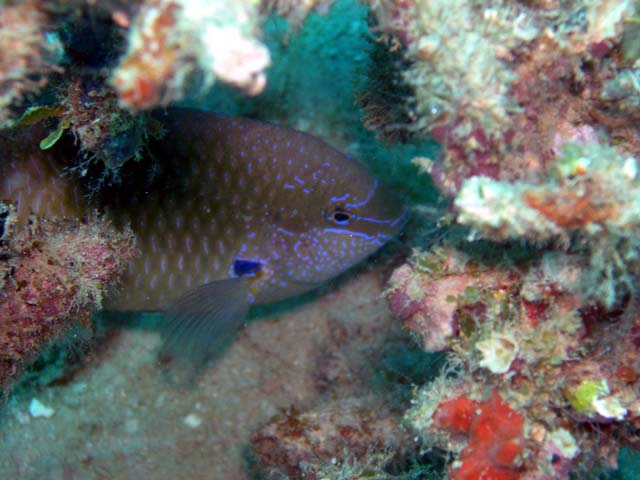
[0,259,409,480]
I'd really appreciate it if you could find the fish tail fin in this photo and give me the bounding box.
[159,277,251,372]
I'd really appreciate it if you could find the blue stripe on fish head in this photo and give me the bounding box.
[266,150,406,288]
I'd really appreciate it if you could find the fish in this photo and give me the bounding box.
[2,108,407,365]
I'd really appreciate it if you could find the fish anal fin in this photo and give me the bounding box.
[160,277,251,371]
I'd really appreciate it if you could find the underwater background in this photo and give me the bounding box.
[1,0,640,478]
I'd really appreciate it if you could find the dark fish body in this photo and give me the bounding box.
[108,109,406,310]
[2,109,406,364]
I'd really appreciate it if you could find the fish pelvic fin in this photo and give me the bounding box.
[159,277,251,370]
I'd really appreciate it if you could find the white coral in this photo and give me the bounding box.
[476,332,519,374]
[546,428,580,459]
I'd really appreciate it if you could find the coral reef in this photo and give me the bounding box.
[0,0,299,180]
[92,0,639,476]
[0,0,344,181]
[59,79,153,184]
[111,0,271,110]
[369,0,640,194]
[0,206,136,392]
[0,0,352,121]
[1,2,152,180]
[248,264,441,479]
[387,245,640,478]
[369,2,640,475]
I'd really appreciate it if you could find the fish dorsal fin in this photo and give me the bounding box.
[160,277,251,371]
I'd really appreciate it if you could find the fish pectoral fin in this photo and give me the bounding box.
[160,277,251,369]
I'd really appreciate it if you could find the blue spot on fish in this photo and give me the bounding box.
[233,259,261,277]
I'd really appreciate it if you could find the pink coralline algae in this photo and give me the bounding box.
[385,247,516,351]
[0,207,136,392]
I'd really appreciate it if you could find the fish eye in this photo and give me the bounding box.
[326,206,354,225]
